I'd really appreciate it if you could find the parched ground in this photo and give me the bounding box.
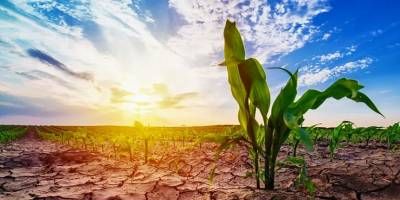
[0,128,399,200]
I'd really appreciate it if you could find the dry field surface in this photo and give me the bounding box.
[0,129,400,200]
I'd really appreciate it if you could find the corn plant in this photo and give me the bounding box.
[289,125,318,157]
[281,156,316,196]
[383,122,399,149]
[296,161,315,196]
[221,20,270,188]
[124,136,135,161]
[275,156,315,196]
[134,121,150,163]
[342,121,355,144]
[220,20,383,190]
[76,127,88,150]
[311,128,325,144]
[328,121,351,160]
[109,134,120,159]
[361,126,382,146]
[0,126,27,143]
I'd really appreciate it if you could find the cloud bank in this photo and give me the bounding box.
[4,0,384,126]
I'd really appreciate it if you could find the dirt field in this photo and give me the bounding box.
[0,128,399,200]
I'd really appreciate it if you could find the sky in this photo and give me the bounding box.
[0,0,399,127]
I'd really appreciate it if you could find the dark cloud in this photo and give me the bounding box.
[0,92,58,117]
[15,72,40,80]
[0,39,12,48]
[15,70,75,90]
[26,48,93,81]
[110,87,133,103]
[0,91,96,119]
[158,92,197,109]
[0,66,10,70]
[31,70,74,89]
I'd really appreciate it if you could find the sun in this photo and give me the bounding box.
[117,92,157,122]
[131,93,153,104]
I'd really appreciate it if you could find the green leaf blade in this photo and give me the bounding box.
[284,78,383,131]
[223,20,245,66]
[238,58,271,115]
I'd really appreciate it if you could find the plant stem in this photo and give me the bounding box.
[293,139,300,157]
[264,119,272,190]
[249,120,260,189]
[253,145,260,189]
[129,144,133,161]
[266,128,281,190]
[267,148,278,190]
[144,139,148,164]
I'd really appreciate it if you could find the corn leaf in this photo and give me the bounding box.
[284,78,383,130]
[268,69,298,128]
[238,58,271,116]
[223,20,248,131]
[297,128,313,151]
[223,20,245,66]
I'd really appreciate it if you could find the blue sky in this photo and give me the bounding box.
[0,0,399,126]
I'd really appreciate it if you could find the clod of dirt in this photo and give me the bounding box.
[147,185,179,200]
[43,150,98,166]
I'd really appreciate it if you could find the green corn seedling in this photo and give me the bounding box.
[278,156,315,195]
[221,20,270,188]
[312,128,322,144]
[220,20,383,190]
[110,135,119,160]
[290,125,318,157]
[312,127,329,145]
[342,121,355,144]
[135,121,150,163]
[0,126,27,143]
[290,157,316,195]
[75,127,88,150]
[328,121,351,160]
[126,137,135,161]
[383,122,399,149]
[361,126,381,146]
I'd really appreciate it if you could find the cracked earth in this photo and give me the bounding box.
[0,129,399,200]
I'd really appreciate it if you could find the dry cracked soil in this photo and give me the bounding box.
[0,128,400,200]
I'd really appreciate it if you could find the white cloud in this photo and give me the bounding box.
[334,57,372,73]
[167,0,329,64]
[312,45,357,63]
[371,29,383,37]
[387,42,400,48]
[322,32,331,40]
[299,68,331,86]
[345,45,357,55]
[299,57,373,86]
[0,0,204,125]
[318,26,342,42]
[0,0,331,125]
[318,51,342,62]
